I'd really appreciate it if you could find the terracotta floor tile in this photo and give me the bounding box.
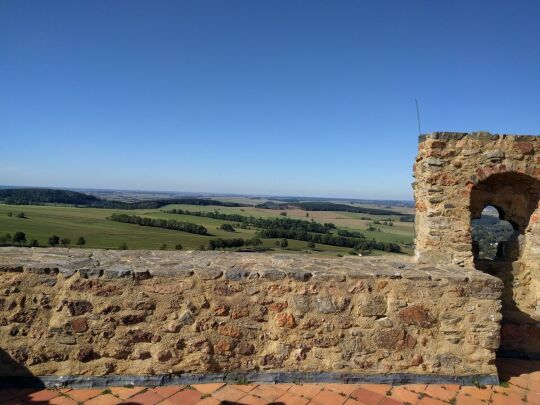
[416,397,449,405]
[123,390,165,405]
[455,393,487,405]
[350,387,386,405]
[149,385,183,398]
[343,399,367,405]
[66,388,103,402]
[490,393,526,405]
[509,375,529,390]
[326,384,363,396]
[288,384,323,399]
[311,389,348,405]
[194,397,221,405]
[529,380,540,393]
[212,385,247,402]
[527,391,540,405]
[19,389,60,403]
[226,384,257,393]
[417,397,448,405]
[400,384,428,394]
[166,389,202,405]
[192,383,225,395]
[359,384,393,396]
[85,393,121,405]
[109,387,145,400]
[391,386,419,405]
[459,386,492,401]
[424,385,457,402]
[248,385,287,402]
[379,398,404,405]
[275,391,310,405]
[47,396,78,405]
[236,394,268,405]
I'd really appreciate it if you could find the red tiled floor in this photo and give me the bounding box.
[424,385,458,402]
[108,386,145,400]
[47,396,78,405]
[390,386,420,404]
[149,385,183,398]
[275,391,310,405]
[248,384,288,402]
[230,383,258,393]
[84,393,121,405]
[326,383,362,396]
[19,389,60,402]
[350,387,387,405]
[235,394,268,405]
[288,384,323,399]
[65,388,103,402]
[311,389,348,405]
[211,385,247,402]
[191,383,225,394]
[165,388,202,405]
[124,389,164,405]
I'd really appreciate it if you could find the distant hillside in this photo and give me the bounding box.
[256,200,403,216]
[0,188,101,205]
[0,188,246,209]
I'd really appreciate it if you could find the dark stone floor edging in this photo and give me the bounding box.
[0,372,499,389]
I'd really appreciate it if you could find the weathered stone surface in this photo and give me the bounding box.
[414,132,540,356]
[399,305,436,328]
[0,248,502,379]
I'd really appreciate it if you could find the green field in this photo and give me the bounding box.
[0,202,414,256]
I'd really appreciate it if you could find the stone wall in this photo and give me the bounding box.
[414,132,540,356]
[0,248,502,386]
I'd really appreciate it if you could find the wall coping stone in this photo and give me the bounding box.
[0,247,502,285]
[418,131,540,142]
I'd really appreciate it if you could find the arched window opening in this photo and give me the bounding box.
[471,205,518,261]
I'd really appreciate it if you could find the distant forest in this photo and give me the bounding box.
[0,188,244,209]
[256,200,412,218]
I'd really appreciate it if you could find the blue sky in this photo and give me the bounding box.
[1,1,539,200]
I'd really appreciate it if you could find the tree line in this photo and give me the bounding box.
[108,213,209,235]
[255,201,403,216]
[255,228,401,252]
[164,208,335,233]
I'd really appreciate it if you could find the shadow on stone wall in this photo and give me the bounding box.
[0,347,45,388]
[475,260,540,358]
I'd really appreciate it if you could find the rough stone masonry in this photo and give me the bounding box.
[0,248,501,386]
[414,132,540,356]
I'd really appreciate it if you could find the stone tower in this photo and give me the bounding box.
[414,132,540,355]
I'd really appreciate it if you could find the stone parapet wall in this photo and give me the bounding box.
[0,248,502,385]
[414,131,540,266]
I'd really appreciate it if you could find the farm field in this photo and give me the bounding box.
[0,200,414,256]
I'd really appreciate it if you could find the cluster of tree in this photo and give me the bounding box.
[207,237,263,250]
[472,215,516,259]
[6,212,27,218]
[0,232,86,248]
[0,188,100,205]
[399,215,415,222]
[220,223,235,232]
[255,228,401,252]
[108,213,208,235]
[0,232,36,246]
[47,235,86,247]
[255,201,401,216]
[373,220,393,226]
[164,209,335,233]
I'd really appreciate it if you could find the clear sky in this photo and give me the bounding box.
[1,1,539,200]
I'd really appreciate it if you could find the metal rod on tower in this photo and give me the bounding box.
[415,99,422,136]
